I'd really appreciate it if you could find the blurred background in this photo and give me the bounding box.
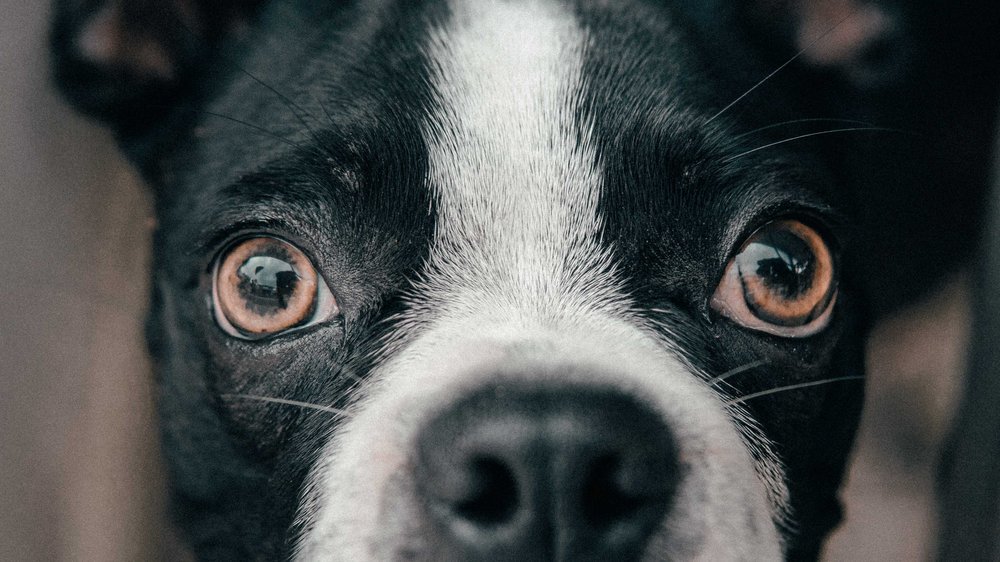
[0,1,984,560]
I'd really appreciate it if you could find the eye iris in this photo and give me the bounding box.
[215,237,319,336]
[736,221,834,327]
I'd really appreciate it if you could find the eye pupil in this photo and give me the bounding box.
[237,256,301,312]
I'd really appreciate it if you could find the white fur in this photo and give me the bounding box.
[294,1,786,559]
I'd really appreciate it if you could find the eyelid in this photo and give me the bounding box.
[719,204,841,279]
[196,218,307,265]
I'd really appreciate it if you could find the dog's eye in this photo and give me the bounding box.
[212,237,337,339]
[711,220,836,337]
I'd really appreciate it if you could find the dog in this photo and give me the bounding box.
[50,0,1000,559]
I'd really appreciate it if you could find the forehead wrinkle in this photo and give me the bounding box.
[420,0,625,321]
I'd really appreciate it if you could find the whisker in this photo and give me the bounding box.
[708,359,769,386]
[198,109,306,149]
[724,127,904,162]
[337,365,366,387]
[732,118,880,140]
[133,103,306,149]
[725,375,864,406]
[167,15,334,156]
[222,393,351,417]
[706,9,862,125]
[312,93,339,128]
[236,67,316,121]
[232,66,331,152]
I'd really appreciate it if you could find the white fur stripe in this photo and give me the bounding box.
[420,0,626,323]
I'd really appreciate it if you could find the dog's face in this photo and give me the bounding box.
[53,0,885,559]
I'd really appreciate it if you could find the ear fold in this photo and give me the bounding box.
[742,0,914,89]
[51,0,263,132]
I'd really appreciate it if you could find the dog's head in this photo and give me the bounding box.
[53,0,918,559]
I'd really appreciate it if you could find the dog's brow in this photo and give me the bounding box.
[190,171,341,253]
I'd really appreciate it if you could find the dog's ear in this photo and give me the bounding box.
[741,0,914,89]
[51,0,265,133]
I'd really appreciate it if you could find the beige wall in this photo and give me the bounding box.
[0,1,169,559]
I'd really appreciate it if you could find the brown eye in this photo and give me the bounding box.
[212,237,337,339]
[711,220,837,337]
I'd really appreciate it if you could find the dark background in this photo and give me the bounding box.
[0,1,986,559]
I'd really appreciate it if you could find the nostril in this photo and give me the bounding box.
[582,455,643,526]
[452,457,519,526]
[580,453,674,531]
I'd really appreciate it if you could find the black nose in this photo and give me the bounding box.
[414,383,678,561]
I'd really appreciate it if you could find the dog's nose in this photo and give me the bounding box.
[414,383,677,561]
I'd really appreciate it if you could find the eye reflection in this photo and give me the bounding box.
[237,256,301,312]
